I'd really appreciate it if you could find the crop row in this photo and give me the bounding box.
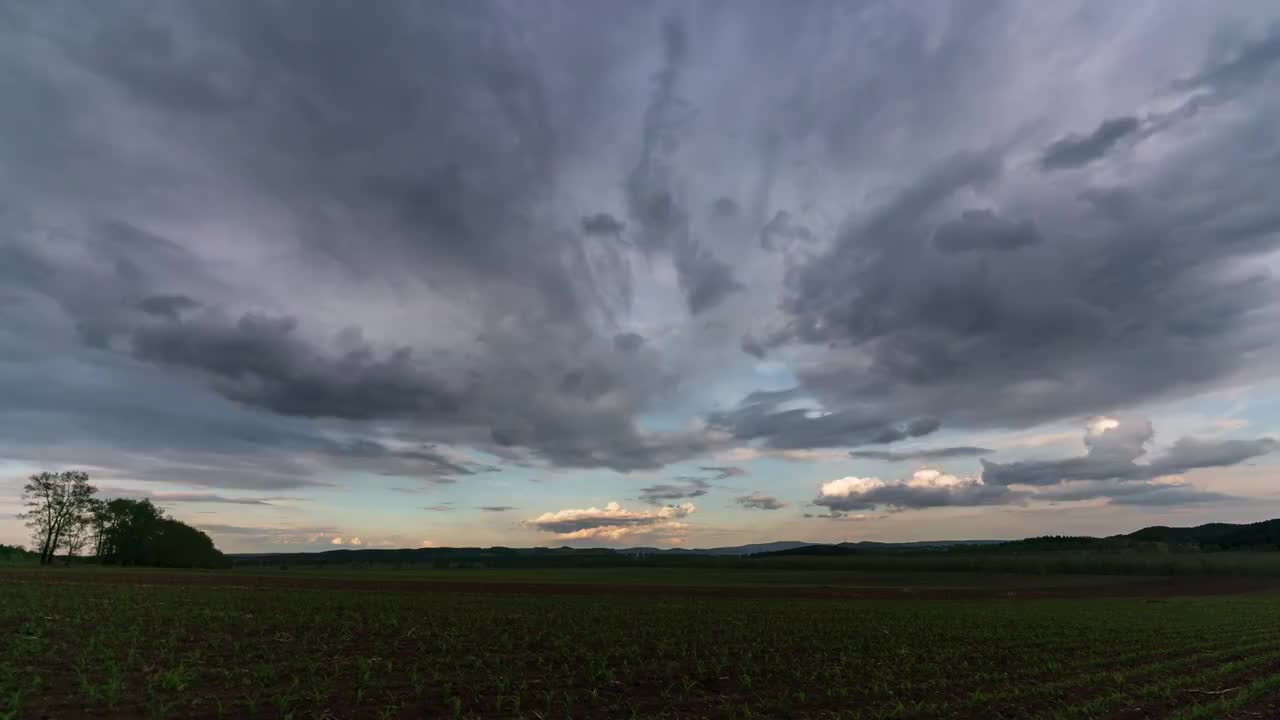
[3,578,1279,719]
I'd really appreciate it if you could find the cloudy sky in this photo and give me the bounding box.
[4,1,1280,552]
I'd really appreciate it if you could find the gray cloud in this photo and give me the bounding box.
[699,465,746,480]
[623,16,742,315]
[3,1,1280,500]
[760,210,814,251]
[765,100,1280,441]
[581,213,626,238]
[1155,436,1280,474]
[193,522,345,550]
[1107,485,1238,506]
[735,492,786,510]
[638,478,709,505]
[740,334,766,359]
[1181,23,1280,97]
[95,487,284,505]
[933,210,1041,252]
[850,446,994,462]
[477,505,516,512]
[136,294,201,320]
[130,310,460,421]
[525,501,694,540]
[636,464,745,504]
[612,332,646,353]
[982,417,1277,486]
[1035,480,1237,507]
[711,197,739,218]
[1039,116,1140,170]
[815,470,1020,512]
[709,391,941,449]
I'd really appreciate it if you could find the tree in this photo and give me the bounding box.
[18,471,228,569]
[61,510,93,565]
[91,498,229,568]
[152,518,227,568]
[19,471,97,565]
[93,498,165,565]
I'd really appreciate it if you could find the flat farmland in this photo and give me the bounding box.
[4,568,1280,719]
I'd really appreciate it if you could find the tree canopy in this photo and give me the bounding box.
[19,471,95,565]
[92,498,227,568]
[19,472,228,569]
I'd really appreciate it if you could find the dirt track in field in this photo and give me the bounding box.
[5,568,1279,599]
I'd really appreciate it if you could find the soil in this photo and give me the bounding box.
[4,568,1278,600]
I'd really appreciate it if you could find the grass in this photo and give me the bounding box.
[3,567,1280,718]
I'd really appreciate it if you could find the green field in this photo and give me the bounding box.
[5,567,1280,719]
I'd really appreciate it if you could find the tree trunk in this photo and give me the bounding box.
[40,528,55,565]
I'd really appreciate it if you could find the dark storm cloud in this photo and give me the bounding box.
[735,492,786,510]
[677,246,744,315]
[40,246,699,476]
[1039,116,1140,170]
[0,217,223,351]
[333,440,496,480]
[849,446,994,462]
[1156,437,1280,472]
[760,211,815,251]
[12,2,709,476]
[0,349,496,489]
[765,110,1280,439]
[981,417,1278,487]
[932,210,1041,252]
[711,197,739,218]
[612,332,646,353]
[813,418,1265,514]
[709,391,941,449]
[130,311,459,420]
[624,16,742,315]
[581,213,626,238]
[136,294,202,319]
[740,334,766,359]
[1181,23,1280,97]
[4,0,1280,502]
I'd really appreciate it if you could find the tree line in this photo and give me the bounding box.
[18,471,229,568]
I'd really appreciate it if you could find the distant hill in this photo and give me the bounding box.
[1124,519,1280,551]
[754,539,1002,558]
[225,519,1280,567]
[757,544,860,557]
[990,519,1280,553]
[619,541,817,556]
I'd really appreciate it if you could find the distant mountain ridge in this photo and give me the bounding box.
[226,519,1280,564]
[229,539,991,562]
[756,520,1280,557]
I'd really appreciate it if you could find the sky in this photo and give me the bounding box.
[4,1,1280,553]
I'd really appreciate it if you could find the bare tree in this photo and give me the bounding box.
[61,512,92,565]
[19,471,97,565]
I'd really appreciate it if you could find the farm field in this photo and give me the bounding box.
[4,567,1280,719]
